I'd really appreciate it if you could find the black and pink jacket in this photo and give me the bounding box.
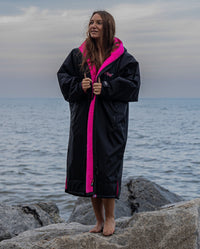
[57,37,140,198]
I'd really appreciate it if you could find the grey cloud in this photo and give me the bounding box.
[0,2,199,97]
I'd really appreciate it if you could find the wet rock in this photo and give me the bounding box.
[0,198,199,249]
[68,177,184,225]
[0,202,64,242]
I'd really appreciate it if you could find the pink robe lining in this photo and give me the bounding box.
[79,37,124,194]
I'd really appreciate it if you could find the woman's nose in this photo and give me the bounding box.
[91,22,96,28]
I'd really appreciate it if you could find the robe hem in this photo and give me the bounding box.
[65,189,120,199]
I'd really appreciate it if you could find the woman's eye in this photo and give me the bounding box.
[89,20,102,25]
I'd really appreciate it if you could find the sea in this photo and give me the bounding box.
[0,98,200,220]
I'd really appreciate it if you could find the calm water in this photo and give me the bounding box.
[0,98,200,220]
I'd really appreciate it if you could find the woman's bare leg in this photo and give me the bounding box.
[103,198,115,236]
[89,197,104,233]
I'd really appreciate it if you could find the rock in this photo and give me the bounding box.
[68,177,184,225]
[0,202,64,242]
[126,177,184,212]
[0,198,200,249]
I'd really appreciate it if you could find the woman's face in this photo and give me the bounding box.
[89,13,103,39]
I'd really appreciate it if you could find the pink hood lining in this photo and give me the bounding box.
[79,37,124,81]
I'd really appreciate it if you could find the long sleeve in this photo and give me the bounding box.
[57,49,85,102]
[100,56,140,102]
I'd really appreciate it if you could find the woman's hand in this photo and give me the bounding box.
[93,77,102,95]
[82,73,92,93]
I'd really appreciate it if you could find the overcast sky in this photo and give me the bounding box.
[0,0,199,98]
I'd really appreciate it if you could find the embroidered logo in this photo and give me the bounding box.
[104,72,113,77]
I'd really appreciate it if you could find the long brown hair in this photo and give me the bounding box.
[81,10,116,72]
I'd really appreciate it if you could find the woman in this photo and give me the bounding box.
[57,10,140,236]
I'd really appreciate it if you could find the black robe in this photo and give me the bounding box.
[57,38,140,198]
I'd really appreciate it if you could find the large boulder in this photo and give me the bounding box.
[0,198,199,249]
[0,202,64,241]
[68,177,184,224]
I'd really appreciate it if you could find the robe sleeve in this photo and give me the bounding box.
[57,49,85,102]
[100,58,140,102]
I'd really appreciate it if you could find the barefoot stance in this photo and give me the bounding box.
[103,218,115,236]
[89,222,104,233]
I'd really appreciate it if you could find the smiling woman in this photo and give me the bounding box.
[82,11,116,73]
[57,10,140,236]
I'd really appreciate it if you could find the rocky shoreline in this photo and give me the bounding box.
[1,177,199,249]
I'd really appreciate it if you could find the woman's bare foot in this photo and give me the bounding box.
[89,221,104,233]
[90,198,104,233]
[103,217,115,236]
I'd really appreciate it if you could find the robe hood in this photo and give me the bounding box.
[79,37,124,82]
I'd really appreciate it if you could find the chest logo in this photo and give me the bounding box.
[104,72,113,77]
